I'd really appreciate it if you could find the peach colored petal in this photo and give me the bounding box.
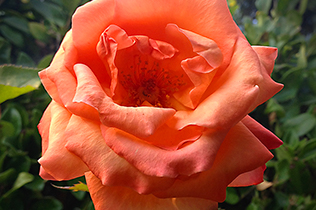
[38,69,62,105]
[228,165,266,187]
[85,171,218,210]
[39,30,78,108]
[39,166,56,180]
[72,0,116,55]
[38,101,89,180]
[71,64,176,138]
[154,122,273,202]
[38,102,52,154]
[242,115,283,149]
[251,46,284,105]
[108,0,237,69]
[96,25,135,96]
[101,125,226,178]
[167,24,223,71]
[163,24,222,109]
[144,124,204,151]
[64,115,175,194]
[168,35,281,131]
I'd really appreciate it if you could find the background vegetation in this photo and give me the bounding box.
[0,0,315,209]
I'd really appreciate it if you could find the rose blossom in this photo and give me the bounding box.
[37,0,283,209]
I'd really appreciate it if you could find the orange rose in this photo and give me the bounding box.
[38,0,283,209]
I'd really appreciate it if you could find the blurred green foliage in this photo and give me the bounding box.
[0,0,315,209]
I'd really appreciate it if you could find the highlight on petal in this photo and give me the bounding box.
[101,125,226,178]
[85,171,218,210]
[242,115,283,149]
[64,115,175,195]
[70,64,176,138]
[154,122,274,202]
[38,101,89,181]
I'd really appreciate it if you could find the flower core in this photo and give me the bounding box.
[119,55,185,108]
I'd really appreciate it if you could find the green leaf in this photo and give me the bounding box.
[30,0,67,27]
[298,139,316,161]
[0,120,15,138]
[16,52,36,68]
[0,24,24,47]
[284,113,316,137]
[0,168,16,184]
[225,187,240,205]
[29,22,50,43]
[0,172,34,199]
[1,106,22,137]
[255,0,272,14]
[37,54,53,69]
[0,37,11,64]
[0,65,41,103]
[2,16,30,34]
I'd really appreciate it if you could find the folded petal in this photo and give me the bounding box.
[242,115,283,149]
[70,64,176,138]
[85,172,218,210]
[154,121,273,202]
[168,35,280,131]
[39,31,78,107]
[228,165,266,187]
[64,115,175,194]
[101,125,226,178]
[38,101,89,180]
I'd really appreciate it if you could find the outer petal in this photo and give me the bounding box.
[242,115,283,149]
[72,0,238,70]
[168,36,282,131]
[38,101,89,180]
[154,122,273,202]
[64,115,175,195]
[39,31,78,107]
[85,172,218,210]
[228,165,266,187]
[69,64,176,139]
[101,126,226,178]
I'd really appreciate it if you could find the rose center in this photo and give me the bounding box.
[119,55,184,107]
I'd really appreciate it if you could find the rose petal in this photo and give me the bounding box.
[70,63,176,138]
[144,124,204,151]
[168,35,281,130]
[64,115,175,194]
[101,125,226,178]
[72,0,116,55]
[228,165,266,187]
[39,31,77,106]
[154,122,273,202]
[38,101,89,180]
[72,0,237,69]
[242,115,283,149]
[85,171,218,210]
[38,102,52,154]
[251,46,284,105]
